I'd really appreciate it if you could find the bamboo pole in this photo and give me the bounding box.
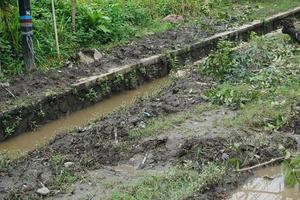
[71,0,76,32]
[51,0,60,55]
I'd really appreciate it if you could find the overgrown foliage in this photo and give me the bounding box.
[200,33,300,131]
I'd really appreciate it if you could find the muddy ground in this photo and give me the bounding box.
[0,13,248,110]
[0,69,297,199]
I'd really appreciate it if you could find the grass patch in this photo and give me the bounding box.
[128,103,216,141]
[111,163,225,200]
[52,169,79,188]
[49,154,79,191]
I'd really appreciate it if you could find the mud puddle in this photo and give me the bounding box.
[229,165,300,200]
[0,77,170,157]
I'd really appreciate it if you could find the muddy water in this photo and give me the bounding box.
[0,77,170,157]
[229,165,300,200]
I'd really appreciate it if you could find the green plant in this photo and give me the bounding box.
[0,153,10,171]
[53,169,79,187]
[2,113,22,136]
[201,40,234,80]
[85,88,98,102]
[282,153,300,187]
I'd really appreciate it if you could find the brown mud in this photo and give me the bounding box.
[0,76,170,158]
[0,69,297,199]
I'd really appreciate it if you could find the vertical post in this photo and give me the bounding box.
[71,0,77,32]
[18,0,36,72]
[51,0,60,55]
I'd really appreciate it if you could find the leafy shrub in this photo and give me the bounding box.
[201,40,234,80]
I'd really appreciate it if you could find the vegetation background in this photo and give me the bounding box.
[1,0,300,81]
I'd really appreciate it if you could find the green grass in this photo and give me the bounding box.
[111,163,225,200]
[128,104,215,141]
[244,0,300,19]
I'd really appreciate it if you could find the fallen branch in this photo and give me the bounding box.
[235,156,285,172]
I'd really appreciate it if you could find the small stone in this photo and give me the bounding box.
[93,49,103,61]
[77,51,94,64]
[64,162,75,168]
[139,121,146,129]
[221,153,229,160]
[36,186,50,196]
[174,70,187,78]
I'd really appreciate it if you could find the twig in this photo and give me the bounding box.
[235,156,285,172]
[0,85,15,98]
[114,128,118,145]
[142,152,149,165]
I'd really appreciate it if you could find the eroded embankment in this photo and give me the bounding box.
[0,77,170,157]
[0,68,297,199]
[1,7,300,141]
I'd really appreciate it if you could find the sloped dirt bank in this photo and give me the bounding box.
[0,69,297,199]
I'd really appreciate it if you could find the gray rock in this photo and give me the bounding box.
[64,162,75,168]
[93,49,103,61]
[36,186,50,196]
[78,51,94,64]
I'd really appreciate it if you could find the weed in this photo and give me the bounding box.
[2,113,22,136]
[0,152,10,171]
[50,154,67,167]
[53,169,79,188]
[85,88,98,102]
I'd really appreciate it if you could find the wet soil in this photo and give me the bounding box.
[0,76,171,158]
[0,70,297,199]
[0,16,241,111]
[0,69,211,199]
